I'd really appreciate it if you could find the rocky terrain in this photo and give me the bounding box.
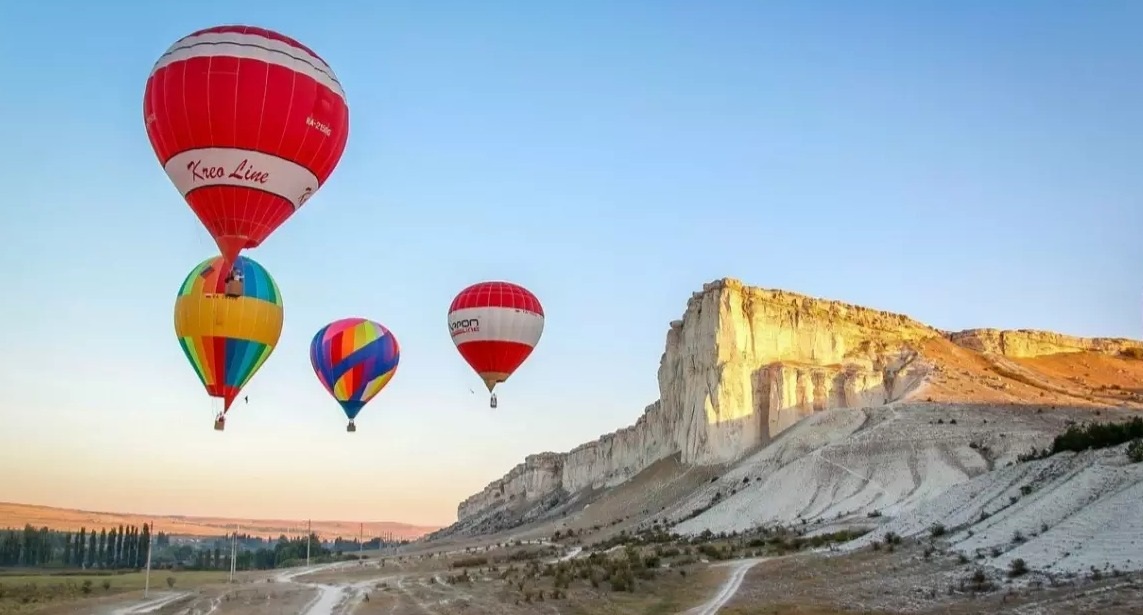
[429,278,1143,577]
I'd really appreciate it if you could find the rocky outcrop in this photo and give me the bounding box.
[456,453,564,521]
[450,280,1142,527]
[454,279,940,523]
[946,329,1143,358]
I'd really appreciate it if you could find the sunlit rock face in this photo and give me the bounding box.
[456,279,940,522]
[451,279,1143,526]
[946,328,1142,358]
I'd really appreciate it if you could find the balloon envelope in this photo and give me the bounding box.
[144,25,350,265]
[174,255,283,413]
[447,281,544,392]
[309,318,400,420]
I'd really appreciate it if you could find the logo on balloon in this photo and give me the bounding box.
[186,159,270,185]
[298,187,314,208]
[450,318,480,337]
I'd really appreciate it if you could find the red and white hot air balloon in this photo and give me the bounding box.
[447,281,545,408]
[143,25,350,267]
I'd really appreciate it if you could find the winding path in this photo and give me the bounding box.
[685,558,764,615]
[107,591,191,614]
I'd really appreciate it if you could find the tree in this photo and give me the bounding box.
[128,526,138,568]
[64,532,73,566]
[97,528,107,568]
[37,527,50,565]
[105,528,117,568]
[138,523,151,569]
[115,525,125,566]
[75,527,87,567]
[87,530,97,568]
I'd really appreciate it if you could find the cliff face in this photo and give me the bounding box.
[456,453,563,521]
[453,280,1142,525]
[946,329,1142,358]
[456,279,940,521]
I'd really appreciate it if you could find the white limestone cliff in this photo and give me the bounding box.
[453,279,1142,524]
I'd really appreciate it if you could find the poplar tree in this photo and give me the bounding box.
[75,527,87,566]
[97,529,107,568]
[138,523,151,569]
[87,530,97,567]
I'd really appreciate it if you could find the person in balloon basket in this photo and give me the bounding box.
[223,268,245,298]
[213,397,247,431]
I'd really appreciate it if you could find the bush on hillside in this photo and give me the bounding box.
[1119,347,1143,360]
[1127,439,1143,464]
[1018,417,1143,461]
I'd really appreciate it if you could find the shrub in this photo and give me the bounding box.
[1120,347,1143,360]
[1127,439,1143,463]
[451,556,488,569]
[1022,418,1143,461]
[1009,558,1029,577]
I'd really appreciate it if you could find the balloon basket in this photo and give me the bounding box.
[347,421,357,433]
[490,394,498,409]
[213,418,226,431]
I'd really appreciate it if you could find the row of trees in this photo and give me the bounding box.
[0,526,406,572]
[0,523,152,569]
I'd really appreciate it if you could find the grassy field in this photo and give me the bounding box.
[0,568,240,614]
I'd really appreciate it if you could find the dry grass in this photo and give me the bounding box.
[727,544,1143,615]
[195,584,318,615]
[0,501,439,540]
[0,569,241,614]
[719,607,887,615]
[346,557,724,615]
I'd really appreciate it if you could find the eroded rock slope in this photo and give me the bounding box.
[439,279,1143,537]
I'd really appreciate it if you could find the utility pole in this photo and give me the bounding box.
[305,519,311,567]
[358,523,364,564]
[229,524,239,583]
[143,522,154,599]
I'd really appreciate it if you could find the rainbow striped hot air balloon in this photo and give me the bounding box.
[174,255,283,430]
[309,318,400,432]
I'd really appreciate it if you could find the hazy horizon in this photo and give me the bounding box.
[1,1,1139,527]
[0,500,441,529]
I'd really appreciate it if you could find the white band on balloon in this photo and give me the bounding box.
[151,31,346,102]
[448,306,545,347]
[164,147,320,210]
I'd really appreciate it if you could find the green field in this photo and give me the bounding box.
[0,569,237,614]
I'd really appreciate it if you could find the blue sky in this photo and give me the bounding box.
[0,1,1139,526]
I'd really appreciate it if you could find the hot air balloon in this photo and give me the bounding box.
[144,25,350,267]
[174,255,284,430]
[447,281,545,408]
[309,318,400,432]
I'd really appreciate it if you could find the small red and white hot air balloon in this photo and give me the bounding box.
[143,25,350,267]
[447,281,545,408]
